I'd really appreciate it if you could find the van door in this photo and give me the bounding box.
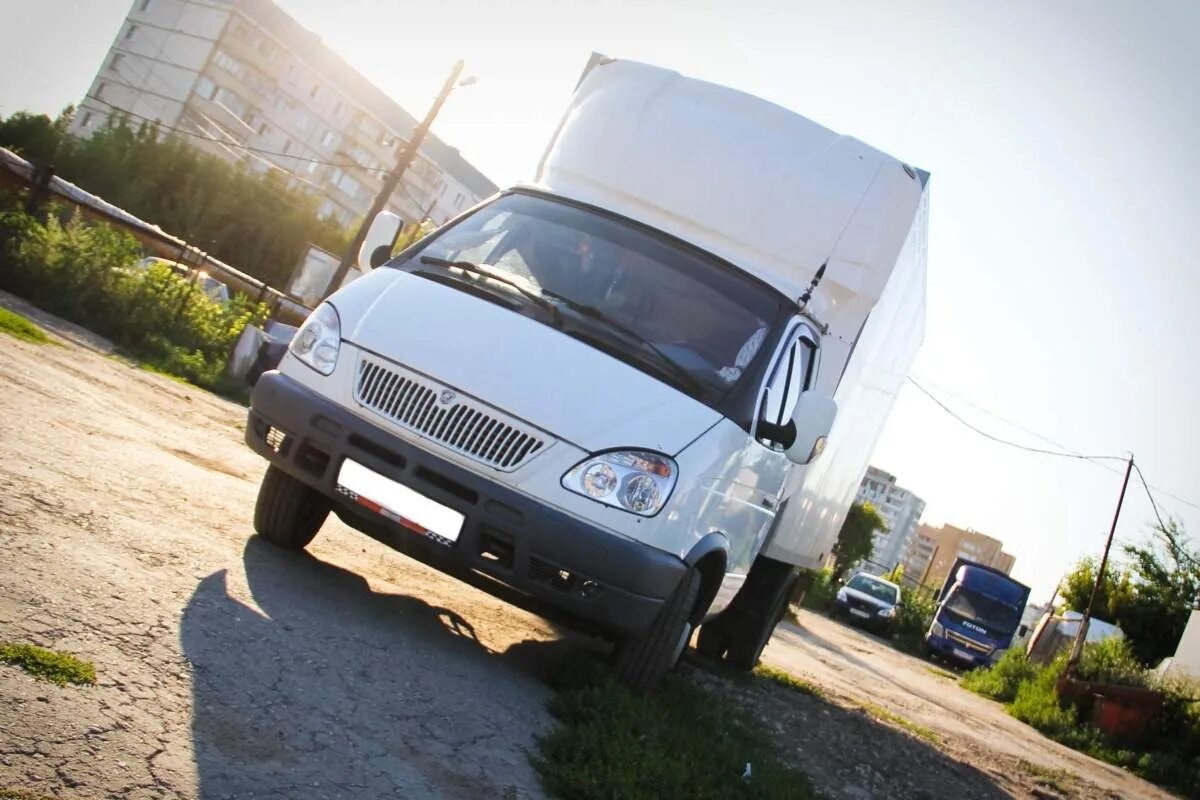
[704,320,818,608]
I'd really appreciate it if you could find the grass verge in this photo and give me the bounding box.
[0,643,96,686]
[859,702,941,745]
[533,653,817,799]
[0,307,54,345]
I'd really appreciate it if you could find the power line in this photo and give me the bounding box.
[1133,461,1170,532]
[85,95,391,173]
[905,376,1125,462]
[908,376,1200,513]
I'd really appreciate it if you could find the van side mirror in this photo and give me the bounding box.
[784,391,837,465]
[1019,624,1030,637]
[357,211,405,270]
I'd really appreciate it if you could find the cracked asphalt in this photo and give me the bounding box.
[0,297,565,799]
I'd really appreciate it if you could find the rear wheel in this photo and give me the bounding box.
[721,557,797,671]
[253,465,330,550]
[613,566,701,692]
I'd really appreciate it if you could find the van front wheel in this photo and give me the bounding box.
[253,465,330,550]
[613,566,701,692]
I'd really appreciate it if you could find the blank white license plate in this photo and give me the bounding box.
[953,648,975,660]
[337,458,464,545]
[849,608,871,619]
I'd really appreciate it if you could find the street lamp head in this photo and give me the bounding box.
[457,75,478,88]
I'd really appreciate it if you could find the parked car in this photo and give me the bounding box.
[135,257,230,304]
[834,573,901,633]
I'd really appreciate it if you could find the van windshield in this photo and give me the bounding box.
[943,588,1022,636]
[403,193,784,402]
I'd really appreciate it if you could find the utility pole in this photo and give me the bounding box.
[1066,454,1134,675]
[327,59,465,296]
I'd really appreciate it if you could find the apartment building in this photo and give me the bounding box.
[903,523,1016,589]
[854,466,926,573]
[69,0,495,231]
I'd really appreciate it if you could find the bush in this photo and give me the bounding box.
[960,643,1200,795]
[1077,637,1148,689]
[796,567,835,610]
[961,648,1039,702]
[881,566,936,653]
[0,205,266,390]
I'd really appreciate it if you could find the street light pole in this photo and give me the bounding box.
[1066,454,1134,675]
[326,59,465,297]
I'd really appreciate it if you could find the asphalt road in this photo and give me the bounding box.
[0,291,1176,800]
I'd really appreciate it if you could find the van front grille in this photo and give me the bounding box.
[353,354,549,471]
[947,629,993,654]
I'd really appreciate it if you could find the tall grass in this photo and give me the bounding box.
[0,204,266,389]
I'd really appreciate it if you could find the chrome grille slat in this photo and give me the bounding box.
[353,355,549,471]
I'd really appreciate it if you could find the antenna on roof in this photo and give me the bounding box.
[798,262,827,309]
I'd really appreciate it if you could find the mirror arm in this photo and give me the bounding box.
[757,419,795,448]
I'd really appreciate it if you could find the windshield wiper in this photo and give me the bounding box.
[535,288,705,395]
[419,256,561,324]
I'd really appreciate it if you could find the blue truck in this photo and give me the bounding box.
[924,558,1030,668]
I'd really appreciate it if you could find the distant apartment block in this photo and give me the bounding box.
[69,0,496,232]
[854,466,925,573]
[903,523,1015,589]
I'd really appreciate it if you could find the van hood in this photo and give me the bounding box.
[329,268,722,454]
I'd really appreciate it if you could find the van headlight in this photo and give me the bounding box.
[929,621,945,638]
[290,302,341,375]
[562,450,677,516]
[879,606,897,619]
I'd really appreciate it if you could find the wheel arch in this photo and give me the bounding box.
[684,532,729,626]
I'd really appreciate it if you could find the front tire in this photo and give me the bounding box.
[253,465,330,550]
[613,566,701,692]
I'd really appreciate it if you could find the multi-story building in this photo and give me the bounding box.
[854,466,925,574]
[68,0,495,231]
[903,523,1015,589]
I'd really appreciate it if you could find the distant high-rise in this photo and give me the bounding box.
[69,0,496,231]
[854,466,925,573]
[903,523,1016,589]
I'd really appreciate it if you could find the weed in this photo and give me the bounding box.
[1018,760,1073,793]
[0,789,59,800]
[0,642,96,686]
[925,666,958,680]
[961,648,1039,702]
[0,307,53,345]
[534,654,817,799]
[753,664,825,698]
[858,702,941,745]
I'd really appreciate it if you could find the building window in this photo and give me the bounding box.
[337,173,361,198]
[333,100,343,117]
[214,87,249,119]
[296,114,311,133]
[320,129,337,149]
[95,82,108,100]
[256,121,269,136]
[109,53,125,72]
[80,111,94,128]
[194,76,216,100]
[213,51,243,78]
[454,192,465,209]
[306,161,320,175]
[282,139,292,155]
[125,24,138,40]
[309,83,321,100]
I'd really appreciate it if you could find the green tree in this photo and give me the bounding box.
[830,501,886,580]
[0,112,351,287]
[1058,520,1199,665]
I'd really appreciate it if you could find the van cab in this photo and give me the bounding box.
[244,56,929,690]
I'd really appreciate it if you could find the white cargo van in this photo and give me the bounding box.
[244,55,929,690]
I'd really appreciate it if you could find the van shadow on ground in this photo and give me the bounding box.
[180,537,578,800]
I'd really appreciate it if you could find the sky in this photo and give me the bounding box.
[2,0,1198,602]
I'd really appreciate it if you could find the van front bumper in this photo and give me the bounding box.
[245,370,686,638]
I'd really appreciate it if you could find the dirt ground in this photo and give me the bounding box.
[0,291,1177,799]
